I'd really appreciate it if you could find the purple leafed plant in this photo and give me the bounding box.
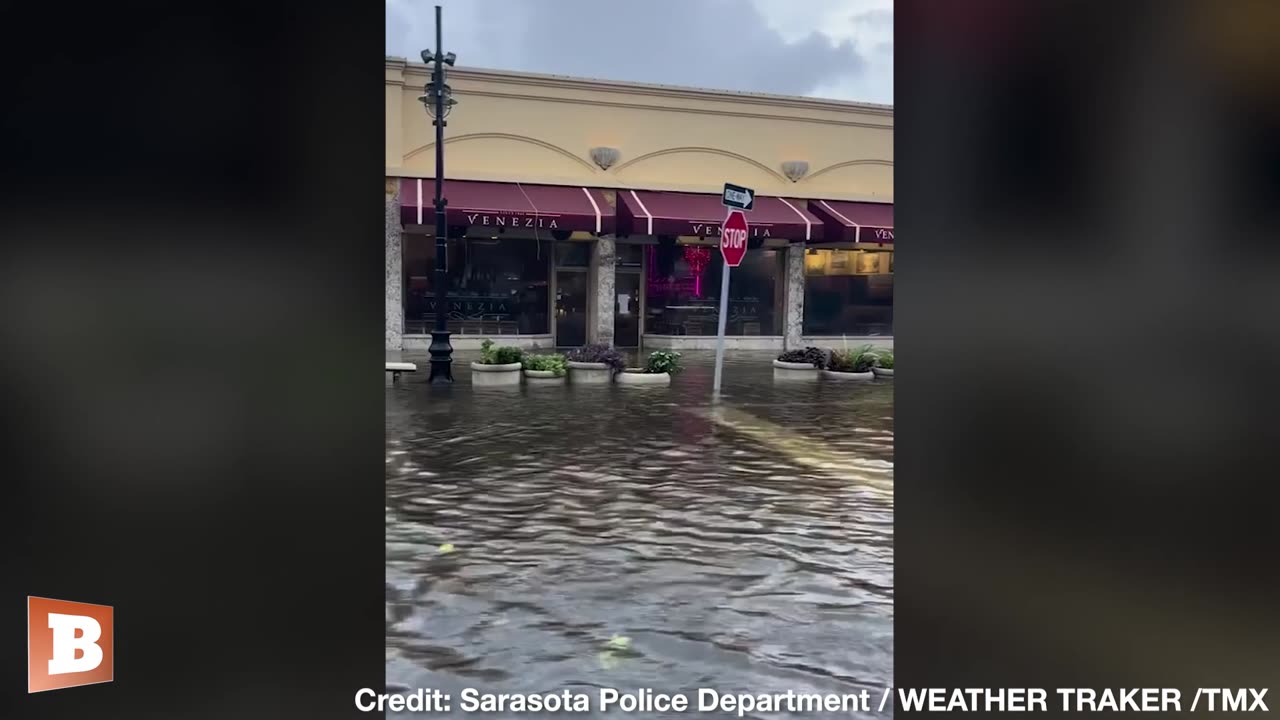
[565,343,627,372]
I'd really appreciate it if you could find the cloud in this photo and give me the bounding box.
[853,8,894,28]
[385,0,892,103]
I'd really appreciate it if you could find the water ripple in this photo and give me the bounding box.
[386,350,893,717]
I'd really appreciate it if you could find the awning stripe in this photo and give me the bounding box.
[628,190,654,235]
[582,187,602,233]
[819,200,857,228]
[778,198,812,241]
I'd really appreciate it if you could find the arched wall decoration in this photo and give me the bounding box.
[612,146,788,183]
[403,132,598,171]
[804,158,894,182]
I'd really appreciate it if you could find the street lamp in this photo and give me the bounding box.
[420,5,457,384]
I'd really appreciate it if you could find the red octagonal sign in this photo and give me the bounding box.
[720,209,749,267]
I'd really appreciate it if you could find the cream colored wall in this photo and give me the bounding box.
[386,58,892,202]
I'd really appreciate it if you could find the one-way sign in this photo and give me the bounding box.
[722,182,755,211]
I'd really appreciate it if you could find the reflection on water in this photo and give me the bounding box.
[386,351,893,718]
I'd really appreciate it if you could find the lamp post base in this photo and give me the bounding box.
[427,329,454,384]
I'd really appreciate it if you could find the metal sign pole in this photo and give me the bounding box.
[712,264,731,402]
[714,187,751,403]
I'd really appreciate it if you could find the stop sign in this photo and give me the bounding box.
[720,209,749,267]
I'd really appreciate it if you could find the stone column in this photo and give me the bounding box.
[589,235,616,346]
[783,242,806,349]
[385,179,403,351]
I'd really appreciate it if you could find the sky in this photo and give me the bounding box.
[385,0,893,104]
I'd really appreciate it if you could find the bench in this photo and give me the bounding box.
[386,362,417,382]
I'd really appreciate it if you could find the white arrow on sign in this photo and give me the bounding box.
[724,188,753,207]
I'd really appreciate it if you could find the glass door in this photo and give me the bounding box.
[554,270,588,348]
[614,271,641,348]
[615,243,644,349]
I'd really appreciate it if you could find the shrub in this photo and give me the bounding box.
[644,350,682,375]
[827,344,876,373]
[522,353,568,377]
[565,343,627,372]
[479,339,523,366]
[494,347,523,365]
[777,346,825,368]
[874,349,894,369]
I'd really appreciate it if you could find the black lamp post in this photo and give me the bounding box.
[419,5,458,384]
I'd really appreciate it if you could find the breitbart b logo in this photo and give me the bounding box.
[28,596,114,693]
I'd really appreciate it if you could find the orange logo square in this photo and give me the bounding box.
[28,596,114,693]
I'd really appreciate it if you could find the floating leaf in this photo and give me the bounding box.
[437,543,456,554]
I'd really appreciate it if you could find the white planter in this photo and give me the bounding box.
[872,367,894,378]
[524,369,566,385]
[822,369,874,381]
[567,361,613,384]
[470,361,522,386]
[617,370,670,386]
[772,359,820,380]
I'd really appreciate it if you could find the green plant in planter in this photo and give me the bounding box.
[479,338,523,365]
[827,344,876,373]
[522,353,568,377]
[874,349,894,369]
[565,343,627,372]
[643,350,683,375]
[496,348,524,364]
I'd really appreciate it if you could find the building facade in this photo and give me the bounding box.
[385,57,893,352]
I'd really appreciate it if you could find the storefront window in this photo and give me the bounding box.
[615,243,643,268]
[802,248,893,336]
[554,241,591,268]
[645,241,782,335]
[403,236,550,335]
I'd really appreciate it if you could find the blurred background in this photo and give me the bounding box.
[0,4,387,718]
[895,0,1280,703]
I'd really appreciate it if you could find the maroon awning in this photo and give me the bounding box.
[618,189,823,242]
[807,199,894,243]
[399,178,615,235]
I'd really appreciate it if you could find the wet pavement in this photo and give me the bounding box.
[386,350,893,718]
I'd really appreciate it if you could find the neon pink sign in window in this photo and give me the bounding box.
[646,245,710,298]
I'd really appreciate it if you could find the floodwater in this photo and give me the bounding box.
[386,350,893,718]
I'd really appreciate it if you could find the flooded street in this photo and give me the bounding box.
[386,350,893,718]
